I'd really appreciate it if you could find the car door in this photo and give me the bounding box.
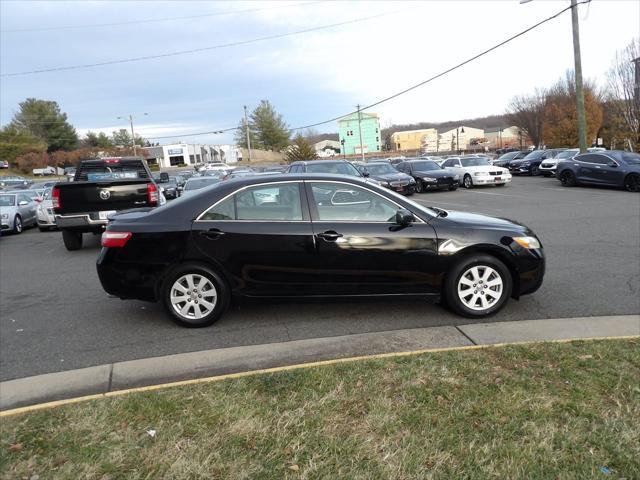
[305,180,439,296]
[17,194,36,225]
[574,154,602,183]
[587,154,625,185]
[192,181,318,297]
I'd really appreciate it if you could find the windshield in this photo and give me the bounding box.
[621,152,640,165]
[185,178,220,190]
[305,162,361,176]
[557,149,579,159]
[523,150,546,160]
[461,158,491,167]
[410,161,441,171]
[366,163,397,175]
[497,151,519,161]
[0,194,16,207]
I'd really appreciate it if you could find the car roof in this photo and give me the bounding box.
[291,160,349,165]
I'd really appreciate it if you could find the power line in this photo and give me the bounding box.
[0,1,322,33]
[1,10,398,77]
[138,1,591,141]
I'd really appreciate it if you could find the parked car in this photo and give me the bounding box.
[508,149,564,176]
[493,150,529,168]
[223,168,255,180]
[64,167,76,181]
[36,188,56,231]
[16,189,45,203]
[441,157,511,189]
[395,160,459,193]
[354,161,416,195]
[161,177,181,199]
[0,191,38,234]
[556,150,640,192]
[0,176,31,189]
[539,148,579,177]
[32,166,58,176]
[287,160,380,185]
[0,160,9,169]
[181,177,222,197]
[97,174,545,327]
[30,181,59,190]
[199,162,231,173]
[53,157,163,251]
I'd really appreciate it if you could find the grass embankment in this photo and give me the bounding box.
[1,339,639,479]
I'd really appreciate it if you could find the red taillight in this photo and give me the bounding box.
[103,158,121,164]
[147,183,158,205]
[101,231,132,248]
[52,186,61,210]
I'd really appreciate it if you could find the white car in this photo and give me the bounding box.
[441,156,511,189]
[36,188,57,231]
[198,162,231,173]
[539,148,579,177]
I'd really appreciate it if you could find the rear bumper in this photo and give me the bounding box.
[55,214,107,230]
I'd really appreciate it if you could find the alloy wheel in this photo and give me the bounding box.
[560,171,575,187]
[170,274,217,320]
[463,175,472,189]
[416,180,423,193]
[625,174,640,192]
[531,166,539,176]
[14,216,22,233]
[457,265,503,311]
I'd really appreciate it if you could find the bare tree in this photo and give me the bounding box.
[505,88,548,148]
[606,37,639,151]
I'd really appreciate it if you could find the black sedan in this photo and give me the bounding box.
[355,162,416,195]
[97,174,545,327]
[556,150,640,192]
[395,160,459,192]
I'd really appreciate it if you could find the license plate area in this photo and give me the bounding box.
[99,210,116,220]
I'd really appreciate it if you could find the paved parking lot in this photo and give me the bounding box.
[1,176,639,381]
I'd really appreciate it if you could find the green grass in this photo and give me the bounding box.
[1,339,639,479]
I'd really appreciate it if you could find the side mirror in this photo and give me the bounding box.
[18,200,29,206]
[395,208,415,226]
[362,170,370,177]
[607,161,617,167]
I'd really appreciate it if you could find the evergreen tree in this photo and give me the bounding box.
[9,98,78,152]
[235,100,290,151]
[286,134,318,162]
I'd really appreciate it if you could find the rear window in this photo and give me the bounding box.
[76,161,149,181]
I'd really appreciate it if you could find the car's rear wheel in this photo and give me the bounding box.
[13,215,22,234]
[463,174,473,189]
[444,254,512,318]
[162,263,230,328]
[415,179,424,193]
[559,170,576,187]
[624,173,640,192]
[62,230,83,250]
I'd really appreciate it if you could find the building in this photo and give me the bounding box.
[142,143,241,168]
[313,140,341,158]
[338,112,381,155]
[390,128,438,153]
[485,126,525,150]
[437,126,485,153]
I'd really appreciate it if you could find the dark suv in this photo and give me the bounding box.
[556,150,640,192]
[493,150,529,168]
[509,149,564,176]
[287,160,380,186]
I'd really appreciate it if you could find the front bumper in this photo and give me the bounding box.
[473,175,512,185]
[1,221,12,231]
[422,179,460,189]
[384,182,416,195]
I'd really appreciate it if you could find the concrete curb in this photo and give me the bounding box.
[1,315,638,413]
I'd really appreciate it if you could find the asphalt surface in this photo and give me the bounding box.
[1,176,639,381]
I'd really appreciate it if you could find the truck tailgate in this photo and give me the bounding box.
[55,180,151,214]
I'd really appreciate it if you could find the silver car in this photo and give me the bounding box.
[36,188,57,231]
[0,192,38,234]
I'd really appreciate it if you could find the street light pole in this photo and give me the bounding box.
[243,105,253,163]
[571,0,588,153]
[117,113,147,156]
[356,104,365,162]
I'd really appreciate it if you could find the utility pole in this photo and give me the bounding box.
[356,104,365,162]
[117,113,147,157]
[243,105,253,163]
[570,0,588,153]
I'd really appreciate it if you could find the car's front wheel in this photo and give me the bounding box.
[415,179,424,193]
[463,174,473,189]
[13,215,22,234]
[531,165,540,176]
[624,173,640,192]
[559,170,576,187]
[444,254,512,318]
[162,263,230,327]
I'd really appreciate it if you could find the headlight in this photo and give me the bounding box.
[453,175,460,180]
[513,236,541,249]
[1,213,8,219]
[474,172,484,176]
[521,162,530,166]
[379,181,390,187]
[421,177,436,182]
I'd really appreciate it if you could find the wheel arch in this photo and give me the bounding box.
[154,258,234,301]
[445,245,521,299]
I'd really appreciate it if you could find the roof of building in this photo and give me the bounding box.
[338,112,379,122]
[391,128,437,136]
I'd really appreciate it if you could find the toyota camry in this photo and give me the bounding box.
[97,174,545,327]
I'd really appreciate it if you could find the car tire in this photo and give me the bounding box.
[624,173,640,192]
[463,174,473,189]
[559,170,576,187]
[38,226,48,232]
[162,263,230,328]
[415,179,424,193]
[531,165,540,176]
[13,215,22,234]
[62,230,83,250]
[444,254,512,318]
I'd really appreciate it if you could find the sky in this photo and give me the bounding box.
[1,0,638,146]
